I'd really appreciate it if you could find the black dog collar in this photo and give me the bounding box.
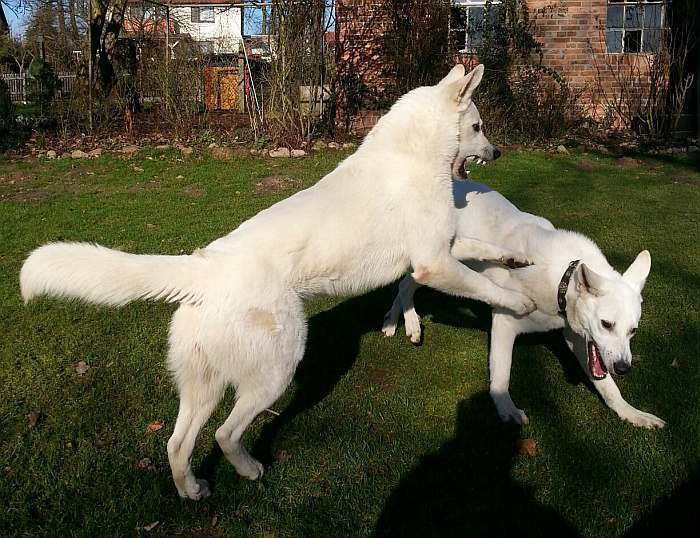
[558,260,580,318]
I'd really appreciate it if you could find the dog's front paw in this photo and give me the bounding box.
[500,254,534,269]
[492,394,529,425]
[382,309,399,337]
[404,311,422,344]
[503,293,536,316]
[621,408,666,429]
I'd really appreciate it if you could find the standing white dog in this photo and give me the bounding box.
[20,65,535,500]
[383,179,665,429]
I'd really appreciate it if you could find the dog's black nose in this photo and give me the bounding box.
[493,148,501,160]
[613,361,630,375]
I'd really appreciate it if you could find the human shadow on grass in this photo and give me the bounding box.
[624,469,700,538]
[372,391,580,538]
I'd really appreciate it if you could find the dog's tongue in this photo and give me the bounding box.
[587,341,607,380]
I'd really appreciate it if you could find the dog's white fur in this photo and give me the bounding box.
[383,179,665,429]
[20,65,537,500]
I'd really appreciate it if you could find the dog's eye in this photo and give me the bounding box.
[601,320,614,330]
[473,123,481,132]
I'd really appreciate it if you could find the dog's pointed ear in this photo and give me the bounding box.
[438,64,466,86]
[622,250,651,293]
[445,64,485,108]
[574,263,606,296]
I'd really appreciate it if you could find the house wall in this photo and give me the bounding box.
[172,6,243,54]
[335,0,673,135]
[335,0,396,134]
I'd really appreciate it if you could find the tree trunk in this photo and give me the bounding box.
[95,0,127,93]
[68,0,80,43]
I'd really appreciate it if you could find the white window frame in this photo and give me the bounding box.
[605,0,667,55]
[451,0,500,54]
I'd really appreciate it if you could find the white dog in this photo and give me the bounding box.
[383,179,665,430]
[19,65,536,500]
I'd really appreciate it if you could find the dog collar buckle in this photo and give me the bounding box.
[558,260,580,318]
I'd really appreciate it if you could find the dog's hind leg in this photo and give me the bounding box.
[215,300,306,480]
[166,305,227,500]
[489,312,529,424]
[214,374,290,480]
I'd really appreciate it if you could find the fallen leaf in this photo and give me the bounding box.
[131,165,144,172]
[517,438,538,457]
[75,361,90,376]
[136,521,160,532]
[146,223,156,229]
[146,420,164,433]
[26,412,40,428]
[137,457,156,471]
[671,359,679,369]
[275,449,292,463]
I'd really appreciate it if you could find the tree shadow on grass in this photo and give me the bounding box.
[372,392,580,538]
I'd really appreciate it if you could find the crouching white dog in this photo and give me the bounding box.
[20,65,537,500]
[383,179,665,429]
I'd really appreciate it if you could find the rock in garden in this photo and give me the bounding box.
[180,146,194,156]
[46,150,57,159]
[556,145,569,155]
[327,142,340,149]
[291,149,307,158]
[312,141,327,150]
[269,147,291,158]
[71,150,89,159]
[88,148,103,158]
[210,146,235,160]
[120,144,140,157]
[342,142,356,149]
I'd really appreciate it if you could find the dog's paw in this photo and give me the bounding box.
[492,394,529,425]
[382,323,397,337]
[497,406,529,425]
[622,409,666,429]
[233,453,265,480]
[382,311,399,337]
[503,294,536,316]
[404,312,422,344]
[178,478,211,501]
[500,254,534,269]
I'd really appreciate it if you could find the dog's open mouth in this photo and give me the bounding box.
[465,155,488,166]
[587,340,608,380]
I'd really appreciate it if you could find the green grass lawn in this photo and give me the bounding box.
[0,147,698,537]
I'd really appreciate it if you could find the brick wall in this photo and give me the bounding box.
[335,0,393,134]
[335,0,663,134]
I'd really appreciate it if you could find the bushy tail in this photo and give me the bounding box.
[20,242,212,307]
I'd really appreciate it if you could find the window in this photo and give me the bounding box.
[450,0,498,54]
[192,6,215,24]
[606,1,666,53]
